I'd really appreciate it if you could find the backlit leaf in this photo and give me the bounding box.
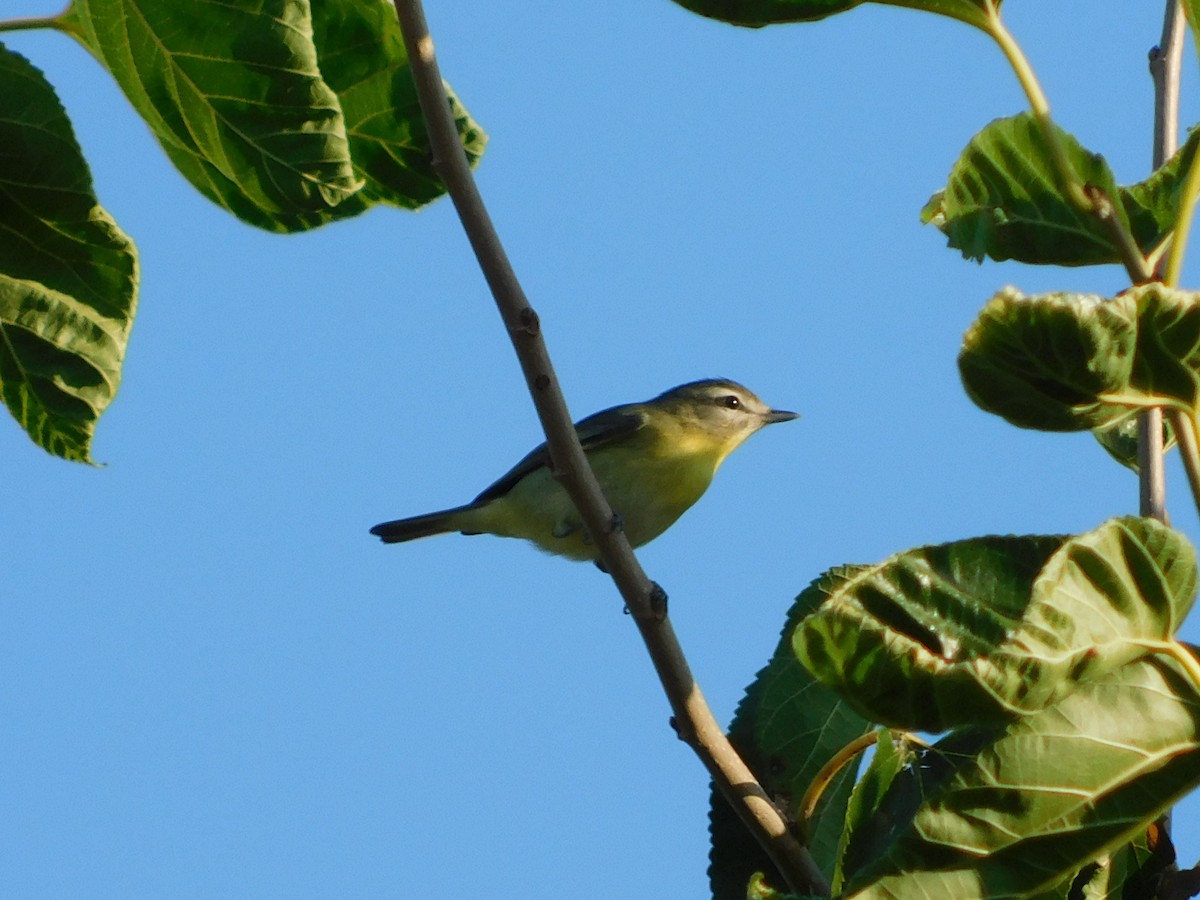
[65,0,362,232]
[309,0,486,209]
[794,518,1196,731]
[922,114,1130,266]
[960,285,1200,432]
[844,655,1200,898]
[0,44,137,462]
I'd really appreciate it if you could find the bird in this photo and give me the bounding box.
[369,378,798,561]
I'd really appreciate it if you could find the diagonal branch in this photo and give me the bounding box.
[388,1,830,895]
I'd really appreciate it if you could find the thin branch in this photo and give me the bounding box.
[1084,186,1154,283]
[1152,2,1185,170]
[388,2,829,894]
[1142,2,1186,523]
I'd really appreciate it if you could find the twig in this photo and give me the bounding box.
[1141,2,1187,524]
[388,2,830,895]
[1151,2,1184,170]
[1084,186,1154,284]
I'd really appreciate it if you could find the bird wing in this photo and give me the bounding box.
[470,404,648,505]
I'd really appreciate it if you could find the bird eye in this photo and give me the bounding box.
[722,395,741,409]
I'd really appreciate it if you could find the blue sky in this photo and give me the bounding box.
[4,2,1199,897]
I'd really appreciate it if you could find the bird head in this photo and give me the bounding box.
[653,379,798,462]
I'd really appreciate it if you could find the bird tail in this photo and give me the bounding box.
[369,504,482,544]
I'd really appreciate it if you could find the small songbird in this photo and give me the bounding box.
[369,378,798,561]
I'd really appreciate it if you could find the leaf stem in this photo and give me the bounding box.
[1170,409,1200,519]
[1164,153,1200,286]
[1166,641,1200,692]
[981,2,1090,211]
[0,15,66,34]
[798,730,880,835]
[389,1,830,895]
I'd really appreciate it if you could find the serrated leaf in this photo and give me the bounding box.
[309,0,485,209]
[65,0,362,232]
[923,114,1133,266]
[960,284,1200,432]
[794,518,1196,731]
[0,43,137,463]
[710,567,873,899]
[844,654,1200,899]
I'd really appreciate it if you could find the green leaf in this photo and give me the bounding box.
[794,518,1196,731]
[959,288,1135,431]
[1092,414,1176,473]
[308,0,486,209]
[1073,829,1164,900]
[959,284,1200,432]
[665,0,993,29]
[833,731,916,893]
[922,114,1133,266]
[666,0,863,28]
[709,567,873,899]
[65,0,362,232]
[843,654,1200,898]
[0,43,137,463]
[1120,126,1200,256]
[875,0,993,28]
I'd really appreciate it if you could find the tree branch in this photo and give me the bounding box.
[1141,2,1186,524]
[388,2,830,894]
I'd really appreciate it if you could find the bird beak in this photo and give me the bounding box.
[764,408,799,424]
